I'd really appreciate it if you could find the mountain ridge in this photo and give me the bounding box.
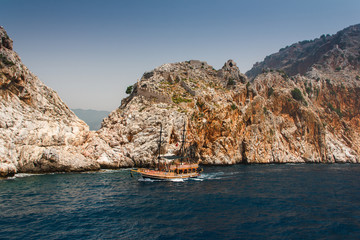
[1,24,360,177]
[246,23,360,80]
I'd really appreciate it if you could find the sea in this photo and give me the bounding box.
[1,164,360,240]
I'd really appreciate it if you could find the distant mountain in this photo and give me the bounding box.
[72,109,110,130]
[246,24,360,80]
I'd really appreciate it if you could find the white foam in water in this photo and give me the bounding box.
[191,178,204,181]
[198,172,225,180]
[135,173,227,183]
[15,173,44,178]
[3,173,46,180]
[137,177,185,182]
[169,178,184,182]
[138,178,157,182]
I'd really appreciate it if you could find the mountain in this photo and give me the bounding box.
[1,24,360,177]
[94,48,360,166]
[72,109,110,130]
[246,24,360,80]
[94,24,360,166]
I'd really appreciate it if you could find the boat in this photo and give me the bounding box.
[131,122,202,180]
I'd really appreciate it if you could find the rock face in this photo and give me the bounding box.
[0,27,101,177]
[96,51,360,165]
[1,23,360,177]
[246,24,360,80]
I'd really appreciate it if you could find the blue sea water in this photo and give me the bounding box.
[1,164,360,240]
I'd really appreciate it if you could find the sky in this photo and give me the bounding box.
[1,0,360,111]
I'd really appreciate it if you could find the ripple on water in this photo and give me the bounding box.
[1,164,360,239]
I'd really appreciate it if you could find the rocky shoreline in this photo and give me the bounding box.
[1,24,360,177]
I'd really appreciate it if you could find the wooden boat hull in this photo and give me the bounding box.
[131,168,200,180]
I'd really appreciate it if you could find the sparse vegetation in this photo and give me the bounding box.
[356,75,360,81]
[314,87,320,98]
[291,88,304,102]
[263,107,268,114]
[227,77,236,86]
[328,103,342,117]
[304,81,312,95]
[277,69,288,79]
[0,54,15,66]
[196,101,205,108]
[126,85,133,94]
[172,95,192,104]
[267,87,274,97]
[306,86,312,95]
[335,108,343,118]
[270,128,274,136]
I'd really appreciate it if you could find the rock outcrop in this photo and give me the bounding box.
[95,52,360,165]
[1,23,360,177]
[0,26,101,177]
[246,24,360,80]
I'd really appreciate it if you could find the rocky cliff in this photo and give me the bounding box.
[1,24,360,177]
[0,27,102,177]
[246,24,360,80]
[95,51,360,166]
[94,25,360,166]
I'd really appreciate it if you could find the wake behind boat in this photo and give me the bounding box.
[131,122,202,180]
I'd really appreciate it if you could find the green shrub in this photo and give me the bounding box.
[231,104,237,110]
[291,88,304,102]
[267,87,274,97]
[335,108,342,118]
[314,88,320,98]
[335,67,341,71]
[227,77,236,86]
[126,85,133,94]
[172,95,192,104]
[0,54,15,66]
[263,107,268,114]
[328,103,335,111]
[196,101,205,108]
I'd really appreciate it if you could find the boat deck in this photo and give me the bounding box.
[132,165,200,180]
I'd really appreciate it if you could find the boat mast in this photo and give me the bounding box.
[157,123,163,170]
[180,121,186,163]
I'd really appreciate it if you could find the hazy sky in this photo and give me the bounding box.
[1,0,360,111]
